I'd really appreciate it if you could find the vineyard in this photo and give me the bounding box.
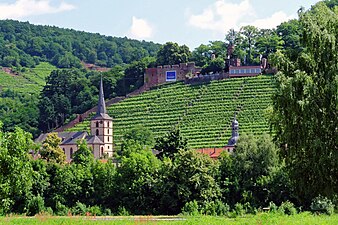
[68,75,276,149]
[0,62,56,94]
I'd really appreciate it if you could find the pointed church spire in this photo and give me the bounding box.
[91,76,112,120]
[97,76,106,115]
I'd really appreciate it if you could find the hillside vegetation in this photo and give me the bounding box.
[68,75,275,149]
[0,20,160,68]
[0,62,55,94]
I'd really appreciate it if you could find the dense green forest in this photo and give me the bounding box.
[0,20,160,68]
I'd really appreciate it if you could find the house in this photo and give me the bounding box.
[35,78,114,161]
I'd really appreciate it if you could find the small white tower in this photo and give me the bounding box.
[90,77,113,157]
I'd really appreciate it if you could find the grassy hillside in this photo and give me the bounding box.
[0,62,55,94]
[68,75,275,149]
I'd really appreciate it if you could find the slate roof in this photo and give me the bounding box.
[86,135,104,144]
[35,131,103,146]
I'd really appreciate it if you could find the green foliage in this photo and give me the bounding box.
[123,125,155,147]
[181,200,200,216]
[26,195,45,216]
[155,127,188,159]
[278,201,297,215]
[0,126,34,214]
[159,150,221,215]
[219,134,280,208]
[40,133,66,164]
[71,201,88,216]
[156,42,191,65]
[116,150,161,214]
[310,196,335,215]
[200,200,230,216]
[0,20,160,68]
[72,140,94,165]
[38,69,97,131]
[55,201,69,216]
[271,2,338,204]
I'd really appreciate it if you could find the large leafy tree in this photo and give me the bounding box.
[40,133,66,164]
[156,42,191,66]
[0,123,34,213]
[240,25,259,65]
[271,2,338,204]
[154,127,188,160]
[219,134,281,207]
[72,140,94,165]
[158,149,221,215]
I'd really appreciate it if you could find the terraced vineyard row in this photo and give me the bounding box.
[0,62,55,94]
[67,75,276,150]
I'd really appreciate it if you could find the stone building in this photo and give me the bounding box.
[35,78,113,161]
[144,62,201,87]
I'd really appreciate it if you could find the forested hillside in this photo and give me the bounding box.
[0,20,161,68]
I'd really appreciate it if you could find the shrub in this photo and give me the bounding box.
[268,201,278,213]
[26,195,45,216]
[117,206,129,216]
[71,201,88,216]
[234,203,245,216]
[181,200,199,216]
[310,195,335,215]
[55,202,69,216]
[103,208,112,216]
[88,206,102,216]
[278,201,297,215]
[200,200,229,216]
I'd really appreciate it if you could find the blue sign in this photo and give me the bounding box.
[166,71,177,81]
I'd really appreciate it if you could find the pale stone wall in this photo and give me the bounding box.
[61,144,78,161]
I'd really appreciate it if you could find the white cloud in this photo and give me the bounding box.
[242,11,296,29]
[187,0,254,33]
[0,0,76,20]
[129,16,153,39]
[187,0,295,34]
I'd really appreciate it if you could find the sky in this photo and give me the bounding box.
[0,0,320,49]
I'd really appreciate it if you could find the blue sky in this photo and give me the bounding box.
[0,0,319,49]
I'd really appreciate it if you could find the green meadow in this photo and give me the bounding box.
[1,213,337,225]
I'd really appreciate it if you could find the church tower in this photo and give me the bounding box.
[227,114,239,146]
[90,77,113,157]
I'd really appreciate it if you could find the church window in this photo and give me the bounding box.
[96,121,99,127]
[96,129,99,136]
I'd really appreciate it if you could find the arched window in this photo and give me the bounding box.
[96,129,99,136]
[70,148,73,158]
[96,121,99,127]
